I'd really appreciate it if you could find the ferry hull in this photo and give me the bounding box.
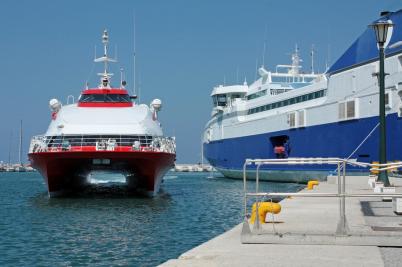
[28,151,175,197]
[204,113,402,182]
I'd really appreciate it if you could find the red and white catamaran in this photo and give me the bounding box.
[28,30,176,197]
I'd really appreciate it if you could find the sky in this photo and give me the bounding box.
[0,0,400,164]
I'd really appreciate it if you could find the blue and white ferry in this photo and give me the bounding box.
[203,11,402,182]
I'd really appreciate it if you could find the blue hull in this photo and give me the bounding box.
[204,113,402,182]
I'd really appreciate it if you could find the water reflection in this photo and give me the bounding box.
[2,171,303,267]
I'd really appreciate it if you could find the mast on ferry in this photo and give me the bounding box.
[94,30,117,89]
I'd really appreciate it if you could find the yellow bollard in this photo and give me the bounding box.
[371,161,379,175]
[307,180,319,190]
[250,202,281,224]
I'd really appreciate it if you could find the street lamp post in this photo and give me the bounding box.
[370,19,393,186]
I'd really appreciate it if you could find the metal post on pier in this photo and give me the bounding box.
[243,160,248,221]
[241,160,252,236]
[253,163,262,231]
[336,160,349,235]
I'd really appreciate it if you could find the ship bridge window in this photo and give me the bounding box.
[212,94,228,107]
[228,93,246,105]
[231,93,242,99]
[79,94,131,103]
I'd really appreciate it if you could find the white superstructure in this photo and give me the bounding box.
[203,11,402,182]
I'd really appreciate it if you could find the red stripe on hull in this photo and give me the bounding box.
[28,151,175,197]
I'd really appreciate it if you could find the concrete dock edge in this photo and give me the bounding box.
[159,176,402,267]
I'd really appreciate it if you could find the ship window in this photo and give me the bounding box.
[339,102,346,119]
[212,96,218,106]
[247,89,326,116]
[247,90,267,100]
[288,110,305,128]
[297,96,303,103]
[346,101,355,118]
[339,99,358,120]
[79,94,131,103]
[288,112,296,128]
[298,110,306,127]
[217,94,227,107]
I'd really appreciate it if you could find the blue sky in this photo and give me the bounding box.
[0,0,399,164]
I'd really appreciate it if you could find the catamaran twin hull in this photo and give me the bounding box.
[29,150,175,197]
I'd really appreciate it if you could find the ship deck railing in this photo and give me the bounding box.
[29,135,176,154]
[242,157,402,238]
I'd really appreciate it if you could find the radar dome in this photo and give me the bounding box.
[150,99,162,111]
[49,99,61,112]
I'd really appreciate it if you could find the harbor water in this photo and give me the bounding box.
[0,171,303,266]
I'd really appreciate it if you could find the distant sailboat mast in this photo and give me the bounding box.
[8,131,12,166]
[19,120,22,165]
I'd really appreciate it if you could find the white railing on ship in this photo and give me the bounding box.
[242,158,402,236]
[29,135,176,154]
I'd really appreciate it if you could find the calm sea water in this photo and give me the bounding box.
[0,171,303,266]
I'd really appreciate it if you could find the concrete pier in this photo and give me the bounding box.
[160,176,402,267]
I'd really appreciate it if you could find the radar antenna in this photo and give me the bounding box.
[94,29,117,88]
[290,44,302,78]
[133,13,137,97]
[311,44,315,74]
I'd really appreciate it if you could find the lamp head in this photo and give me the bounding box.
[370,20,393,46]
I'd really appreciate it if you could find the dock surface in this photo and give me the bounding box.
[160,176,402,267]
